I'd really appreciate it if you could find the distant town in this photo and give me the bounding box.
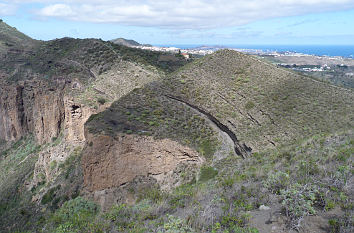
[129,43,354,88]
[133,45,354,73]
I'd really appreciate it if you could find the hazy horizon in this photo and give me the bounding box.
[1,0,354,45]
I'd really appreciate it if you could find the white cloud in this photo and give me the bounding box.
[0,2,17,16]
[2,0,354,28]
[39,4,74,17]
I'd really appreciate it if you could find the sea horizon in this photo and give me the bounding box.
[155,44,354,58]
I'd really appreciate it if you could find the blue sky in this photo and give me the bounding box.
[1,0,354,45]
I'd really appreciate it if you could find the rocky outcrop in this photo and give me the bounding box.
[64,97,95,142]
[81,133,203,207]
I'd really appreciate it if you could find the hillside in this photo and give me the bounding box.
[0,20,37,54]
[0,23,353,233]
[88,50,353,153]
[82,50,353,232]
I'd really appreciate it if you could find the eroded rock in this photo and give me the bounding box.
[81,133,204,208]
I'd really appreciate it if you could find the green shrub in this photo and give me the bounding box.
[97,97,106,105]
[245,101,255,110]
[263,171,289,194]
[41,186,61,205]
[328,219,340,233]
[198,139,218,159]
[221,176,235,188]
[327,212,353,233]
[137,186,164,203]
[325,199,336,211]
[333,165,350,188]
[50,160,57,170]
[161,214,193,233]
[220,212,256,231]
[280,183,319,229]
[226,225,259,233]
[336,146,353,162]
[50,197,99,232]
[169,183,195,209]
[105,204,135,230]
[231,226,259,233]
[199,166,218,182]
[296,159,319,182]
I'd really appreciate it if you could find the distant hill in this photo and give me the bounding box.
[110,38,141,47]
[110,37,152,47]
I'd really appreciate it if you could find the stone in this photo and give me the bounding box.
[259,205,271,210]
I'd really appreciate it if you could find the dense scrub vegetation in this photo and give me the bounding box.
[0,136,41,231]
[1,36,189,84]
[110,43,189,73]
[1,131,352,232]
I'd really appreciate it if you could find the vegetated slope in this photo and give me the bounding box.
[0,20,37,54]
[1,37,187,84]
[0,21,187,87]
[88,50,354,154]
[33,130,352,233]
[0,136,42,230]
[0,37,158,144]
[79,50,353,232]
[165,50,353,150]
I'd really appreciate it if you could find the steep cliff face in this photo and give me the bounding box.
[0,79,66,144]
[29,100,95,190]
[82,133,203,191]
[81,132,203,208]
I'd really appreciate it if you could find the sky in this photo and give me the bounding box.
[0,0,354,45]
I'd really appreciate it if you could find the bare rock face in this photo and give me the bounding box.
[30,98,96,188]
[0,77,97,144]
[64,97,96,142]
[0,80,65,144]
[81,133,203,208]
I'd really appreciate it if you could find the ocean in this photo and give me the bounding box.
[158,45,354,58]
